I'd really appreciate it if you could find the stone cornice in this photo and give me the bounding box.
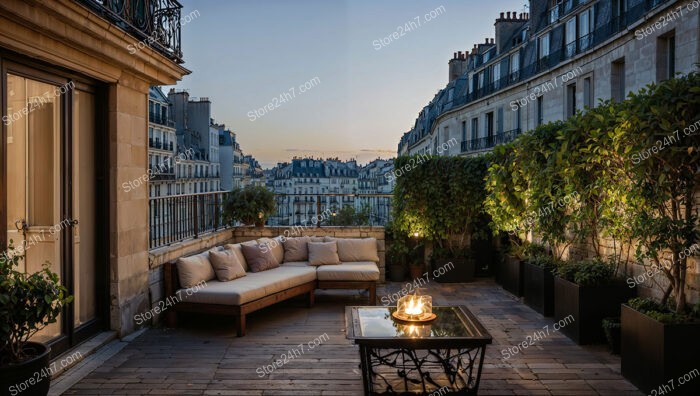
[0,0,190,85]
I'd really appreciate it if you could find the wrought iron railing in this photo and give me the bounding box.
[149,192,227,249]
[75,0,183,63]
[149,192,393,249]
[462,128,522,153]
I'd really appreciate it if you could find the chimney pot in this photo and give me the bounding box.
[507,11,511,19]
[512,11,517,19]
[500,12,505,19]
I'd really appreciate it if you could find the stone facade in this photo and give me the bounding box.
[0,0,189,338]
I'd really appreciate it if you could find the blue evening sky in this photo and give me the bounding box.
[170,0,526,167]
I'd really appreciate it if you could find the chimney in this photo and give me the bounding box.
[500,12,505,19]
[495,9,529,53]
[507,11,511,19]
[449,49,469,83]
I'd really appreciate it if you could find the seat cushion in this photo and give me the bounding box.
[316,262,380,282]
[224,244,249,272]
[324,237,379,262]
[178,266,317,306]
[282,236,311,262]
[176,252,216,288]
[209,249,246,281]
[281,261,312,267]
[258,237,284,264]
[241,243,280,272]
[308,241,341,266]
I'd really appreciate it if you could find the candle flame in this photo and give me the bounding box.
[404,297,424,316]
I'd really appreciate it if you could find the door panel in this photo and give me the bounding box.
[5,73,63,343]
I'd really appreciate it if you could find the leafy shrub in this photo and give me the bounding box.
[223,185,276,226]
[527,255,562,272]
[555,258,616,287]
[627,297,690,324]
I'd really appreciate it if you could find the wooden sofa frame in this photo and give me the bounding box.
[163,262,377,336]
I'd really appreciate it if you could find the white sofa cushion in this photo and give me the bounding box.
[177,265,317,305]
[324,237,379,262]
[308,241,341,266]
[176,252,216,288]
[316,262,380,282]
[258,237,285,264]
[225,243,249,272]
[209,249,246,281]
[281,261,312,267]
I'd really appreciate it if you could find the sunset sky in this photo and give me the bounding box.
[170,0,525,168]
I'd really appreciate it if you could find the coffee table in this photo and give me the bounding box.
[345,305,492,395]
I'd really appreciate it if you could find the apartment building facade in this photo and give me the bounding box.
[0,0,189,350]
[398,0,698,157]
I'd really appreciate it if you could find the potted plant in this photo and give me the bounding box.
[430,245,475,283]
[386,240,408,282]
[223,185,276,227]
[523,249,559,316]
[392,155,492,285]
[0,242,73,396]
[621,298,700,395]
[601,317,621,354]
[553,258,635,344]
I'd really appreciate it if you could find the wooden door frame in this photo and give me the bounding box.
[0,49,110,356]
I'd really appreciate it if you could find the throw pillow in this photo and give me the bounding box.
[308,241,341,266]
[241,243,280,272]
[283,236,311,262]
[176,253,216,288]
[335,238,380,262]
[209,249,247,281]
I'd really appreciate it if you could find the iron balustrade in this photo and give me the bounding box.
[462,128,522,153]
[149,192,227,249]
[74,0,183,63]
[149,192,393,249]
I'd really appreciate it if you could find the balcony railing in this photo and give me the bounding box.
[149,113,176,127]
[149,192,393,249]
[462,128,522,153]
[149,192,227,249]
[75,0,183,63]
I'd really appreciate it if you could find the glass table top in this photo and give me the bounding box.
[349,306,489,340]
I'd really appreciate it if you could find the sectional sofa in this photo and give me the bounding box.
[163,236,380,336]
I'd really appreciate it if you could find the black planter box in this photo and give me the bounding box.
[499,255,523,296]
[621,305,700,395]
[553,277,635,344]
[433,258,475,283]
[523,261,554,316]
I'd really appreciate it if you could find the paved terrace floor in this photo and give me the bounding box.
[57,280,642,395]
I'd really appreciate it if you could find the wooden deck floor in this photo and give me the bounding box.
[60,279,643,395]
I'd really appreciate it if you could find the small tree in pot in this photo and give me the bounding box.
[223,185,276,227]
[0,242,72,396]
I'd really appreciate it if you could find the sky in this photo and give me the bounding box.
[169,0,526,168]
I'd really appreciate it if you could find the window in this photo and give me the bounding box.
[578,7,595,50]
[566,83,577,118]
[478,71,485,90]
[471,118,479,140]
[493,63,501,89]
[583,77,593,109]
[657,32,676,81]
[486,112,494,145]
[516,106,522,130]
[510,53,520,81]
[537,96,544,126]
[539,34,550,59]
[611,58,625,102]
[565,18,577,57]
[461,121,467,142]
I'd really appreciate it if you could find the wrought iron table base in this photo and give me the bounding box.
[359,346,487,395]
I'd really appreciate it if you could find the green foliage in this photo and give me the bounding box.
[392,155,490,256]
[223,185,276,226]
[527,255,562,272]
[0,241,73,364]
[325,204,370,226]
[627,297,690,324]
[621,72,700,312]
[555,258,616,287]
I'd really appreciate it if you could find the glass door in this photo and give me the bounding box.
[5,73,64,343]
[3,66,104,353]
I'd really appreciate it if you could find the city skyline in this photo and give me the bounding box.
[167,0,525,168]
